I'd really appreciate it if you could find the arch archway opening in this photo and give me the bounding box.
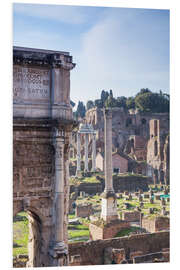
[13,210,42,268]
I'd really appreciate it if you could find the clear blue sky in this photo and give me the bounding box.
[13,3,169,106]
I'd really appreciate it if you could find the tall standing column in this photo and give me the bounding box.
[104,109,113,192]
[84,133,89,172]
[91,133,96,172]
[101,108,118,223]
[76,132,81,176]
[51,128,67,266]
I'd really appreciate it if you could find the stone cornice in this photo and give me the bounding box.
[13,47,76,70]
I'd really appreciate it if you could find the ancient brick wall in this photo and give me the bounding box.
[75,204,93,218]
[89,220,130,240]
[13,120,55,266]
[122,211,141,222]
[113,175,149,192]
[142,216,170,233]
[147,119,169,185]
[86,107,169,153]
[112,153,128,173]
[70,175,149,195]
[68,231,169,265]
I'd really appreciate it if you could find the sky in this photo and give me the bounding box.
[13,3,170,107]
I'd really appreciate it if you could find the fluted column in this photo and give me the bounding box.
[51,128,68,266]
[76,132,81,175]
[91,133,96,172]
[84,133,89,172]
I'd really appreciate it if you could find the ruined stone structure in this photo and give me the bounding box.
[147,119,169,185]
[76,123,96,175]
[68,231,169,265]
[96,151,128,173]
[85,107,169,154]
[13,47,76,267]
[142,216,170,233]
[75,204,93,218]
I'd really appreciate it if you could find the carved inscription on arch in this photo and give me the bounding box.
[13,66,50,103]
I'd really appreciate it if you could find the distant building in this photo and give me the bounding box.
[146,119,169,185]
[96,152,128,173]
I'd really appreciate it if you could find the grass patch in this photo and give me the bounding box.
[115,226,141,237]
[13,212,29,257]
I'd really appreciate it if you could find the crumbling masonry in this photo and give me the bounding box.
[13,47,76,267]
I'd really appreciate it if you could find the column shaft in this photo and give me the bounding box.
[54,136,64,243]
[104,109,113,192]
[92,133,96,171]
[84,133,89,171]
[76,133,81,172]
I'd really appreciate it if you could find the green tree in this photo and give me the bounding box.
[86,100,94,111]
[135,91,169,113]
[116,96,127,108]
[126,97,135,109]
[75,101,86,118]
[94,99,103,108]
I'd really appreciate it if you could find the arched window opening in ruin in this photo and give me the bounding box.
[113,168,120,174]
[126,118,132,127]
[154,120,158,136]
[160,170,165,184]
[141,118,147,125]
[93,115,96,125]
[13,210,42,268]
[154,141,158,156]
[154,169,159,184]
[131,138,134,148]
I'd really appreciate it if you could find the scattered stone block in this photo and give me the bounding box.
[122,211,141,222]
[140,202,144,208]
[112,248,126,264]
[155,195,161,200]
[124,191,129,196]
[139,195,143,202]
[149,197,154,204]
[161,198,166,206]
[144,194,150,199]
[149,208,154,214]
[161,207,166,216]
[166,197,170,203]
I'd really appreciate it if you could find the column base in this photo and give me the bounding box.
[49,241,68,266]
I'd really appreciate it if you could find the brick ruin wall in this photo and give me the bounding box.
[122,211,141,222]
[85,107,169,152]
[75,204,93,218]
[13,119,71,266]
[69,175,150,196]
[142,217,170,233]
[89,221,130,240]
[68,231,169,265]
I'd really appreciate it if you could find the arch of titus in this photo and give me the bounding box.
[13,47,76,267]
[76,123,96,176]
